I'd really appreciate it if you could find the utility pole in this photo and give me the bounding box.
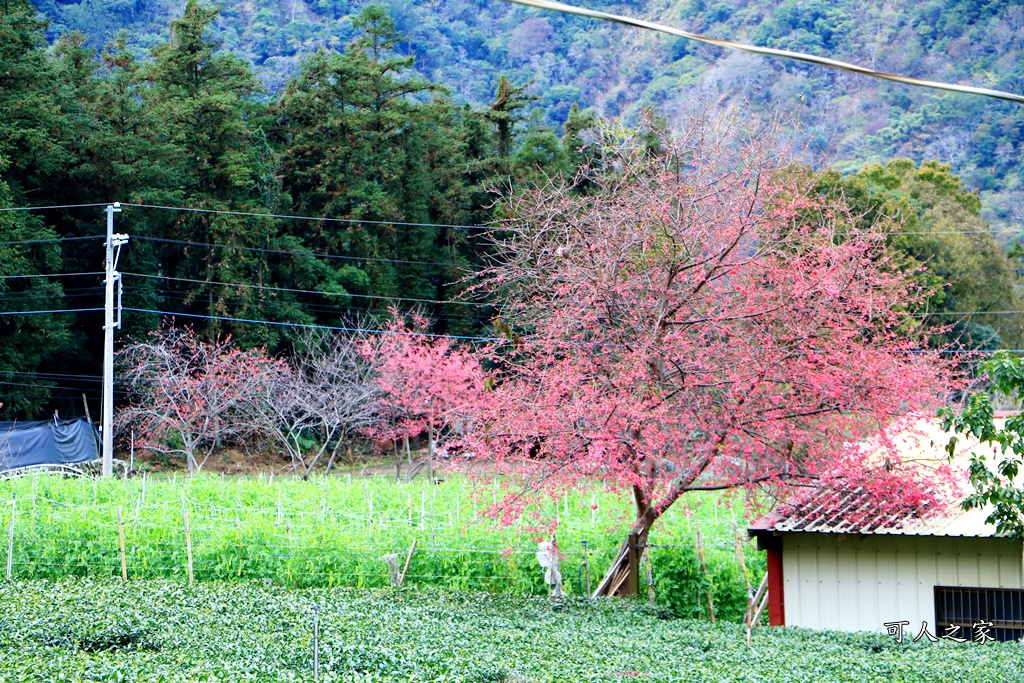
[102,203,127,477]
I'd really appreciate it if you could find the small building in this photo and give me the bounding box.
[748,421,1024,642]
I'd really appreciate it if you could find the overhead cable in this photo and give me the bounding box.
[122,272,487,307]
[502,0,1024,103]
[129,203,485,231]
[0,203,111,213]
[0,308,103,316]
[0,272,104,280]
[0,236,105,247]
[132,235,473,269]
[122,307,502,342]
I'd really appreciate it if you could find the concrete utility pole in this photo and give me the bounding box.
[102,203,127,477]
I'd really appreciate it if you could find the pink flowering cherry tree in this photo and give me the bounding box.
[117,325,286,474]
[370,311,490,482]
[471,115,957,597]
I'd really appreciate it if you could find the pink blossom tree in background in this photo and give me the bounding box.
[117,326,286,474]
[470,114,957,597]
[371,311,490,482]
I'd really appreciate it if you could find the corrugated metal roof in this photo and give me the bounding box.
[748,417,1004,538]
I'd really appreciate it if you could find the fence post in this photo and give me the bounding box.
[581,539,591,597]
[6,494,15,580]
[733,520,753,646]
[182,495,194,586]
[399,539,418,587]
[313,604,320,683]
[117,505,127,581]
[644,546,655,606]
[695,523,715,624]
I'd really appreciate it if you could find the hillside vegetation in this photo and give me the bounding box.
[3,0,1024,419]
[32,0,1024,227]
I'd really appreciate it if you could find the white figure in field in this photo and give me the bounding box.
[536,538,563,598]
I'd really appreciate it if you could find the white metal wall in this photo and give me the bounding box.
[782,534,1024,633]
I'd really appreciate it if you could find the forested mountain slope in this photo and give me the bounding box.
[3,0,1024,419]
[32,0,1024,228]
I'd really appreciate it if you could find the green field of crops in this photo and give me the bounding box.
[1,579,1020,683]
[0,473,760,621]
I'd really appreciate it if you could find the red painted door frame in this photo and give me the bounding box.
[766,541,785,626]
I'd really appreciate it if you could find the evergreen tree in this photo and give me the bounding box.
[0,176,74,419]
[276,4,473,325]
[139,0,286,343]
[0,0,72,191]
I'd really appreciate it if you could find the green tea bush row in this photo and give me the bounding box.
[0,474,762,620]
[1,579,1021,683]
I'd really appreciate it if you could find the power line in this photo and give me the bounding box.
[0,291,104,304]
[122,307,501,342]
[0,371,103,380]
[0,272,103,280]
[503,0,1024,103]
[132,235,473,269]
[0,203,111,213]
[139,290,480,326]
[0,379,106,393]
[122,272,487,307]
[919,310,1024,316]
[0,308,103,317]
[129,203,485,231]
[0,236,104,247]
[900,229,1024,236]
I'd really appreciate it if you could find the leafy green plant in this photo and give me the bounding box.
[0,580,1020,683]
[0,474,761,618]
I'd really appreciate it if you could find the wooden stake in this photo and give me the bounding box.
[733,521,753,646]
[398,539,418,587]
[644,547,655,606]
[313,604,320,683]
[184,507,193,589]
[581,540,591,597]
[117,506,127,581]
[695,523,715,624]
[6,494,15,580]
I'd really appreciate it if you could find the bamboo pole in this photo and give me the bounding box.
[751,574,770,626]
[581,540,591,597]
[399,539,418,587]
[644,546,655,606]
[6,494,15,580]
[117,506,127,581]
[733,521,753,646]
[182,494,194,586]
[313,604,320,683]
[695,523,715,624]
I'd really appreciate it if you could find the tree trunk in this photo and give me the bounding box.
[592,486,659,598]
[394,440,402,483]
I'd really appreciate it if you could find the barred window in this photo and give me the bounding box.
[935,586,1024,642]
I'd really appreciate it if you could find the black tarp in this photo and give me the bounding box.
[0,418,99,471]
